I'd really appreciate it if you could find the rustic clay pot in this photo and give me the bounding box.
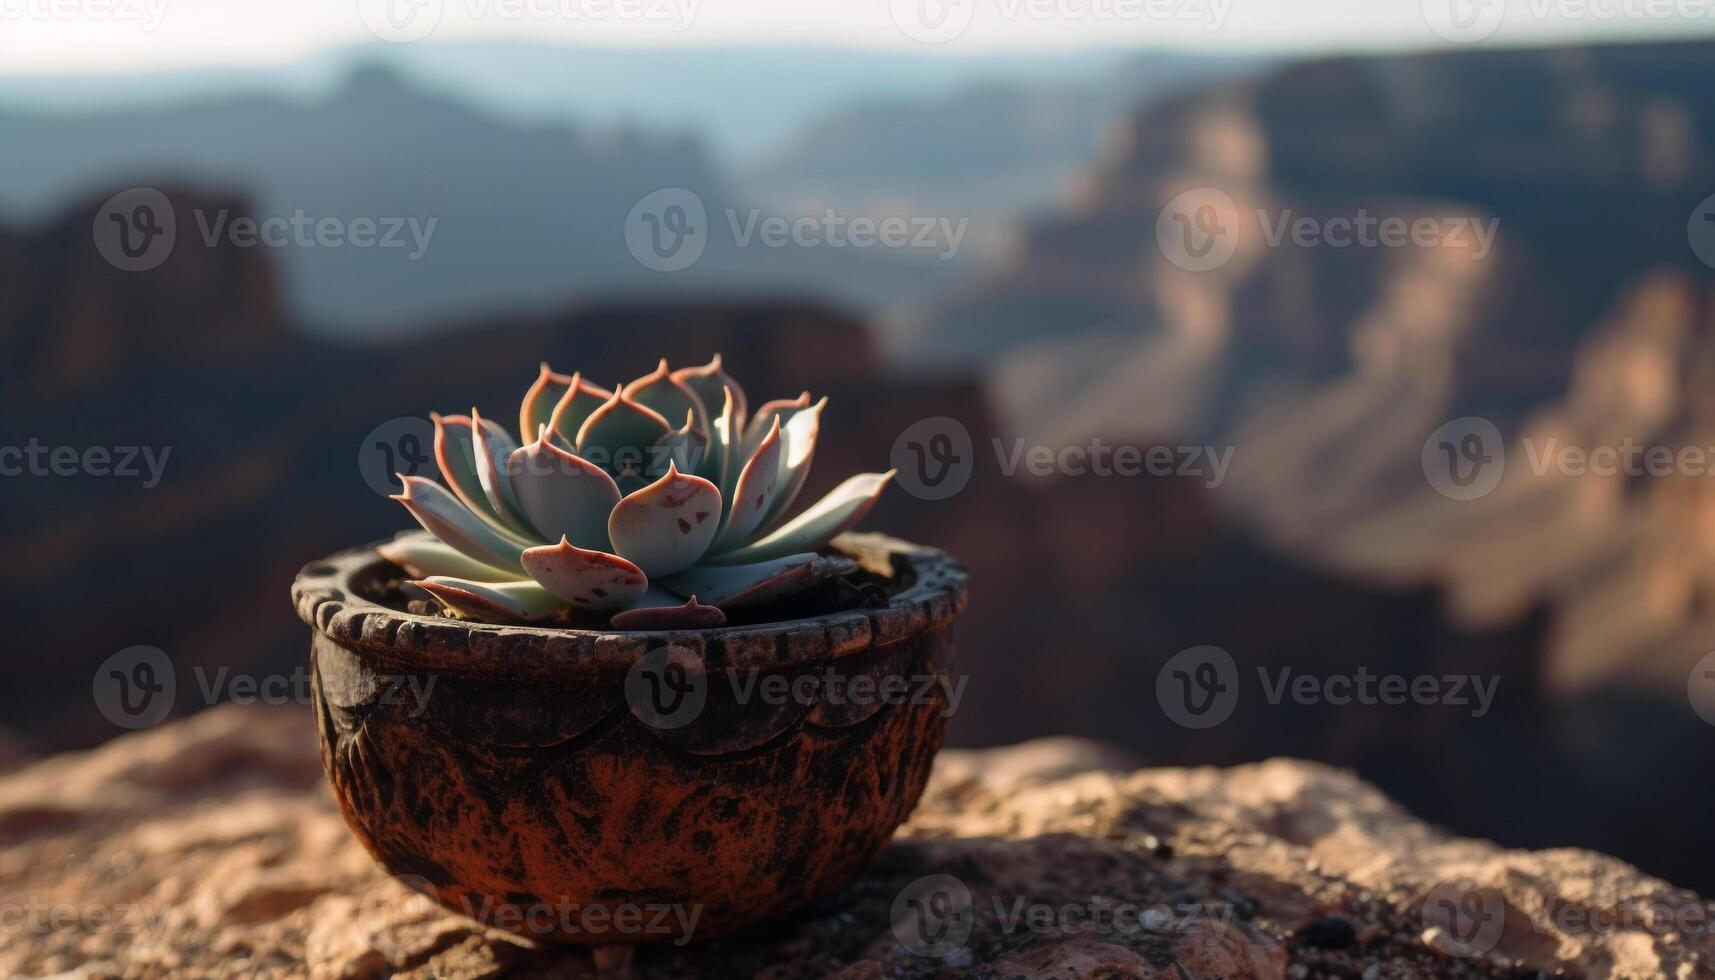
[291,533,967,946]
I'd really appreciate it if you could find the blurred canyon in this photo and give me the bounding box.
[3,37,1715,895]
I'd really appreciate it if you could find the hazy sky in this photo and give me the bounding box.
[0,0,1709,73]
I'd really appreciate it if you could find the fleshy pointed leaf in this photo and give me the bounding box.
[507,434,620,550]
[413,576,566,622]
[469,407,532,536]
[758,396,825,534]
[627,359,709,450]
[742,392,810,461]
[378,531,519,582]
[576,383,672,485]
[661,553,853,608]
[519,363,576,447]
[715,417,782,550]
[705,471,894,565]
[393,475,529,573]
[673,354,747,436]
[433,413,505,527]
[708,385,740,493]
[519,537,648,612]
[547,373,614,446]
[607,462,722,577]
[654,410,709,479]
[609,588,727,630]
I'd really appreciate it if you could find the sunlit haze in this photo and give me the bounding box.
[2,0,1712,73]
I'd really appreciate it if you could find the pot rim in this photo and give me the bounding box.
[292,532,967,684]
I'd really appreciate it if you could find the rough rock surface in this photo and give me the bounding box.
[0,705,1709,979]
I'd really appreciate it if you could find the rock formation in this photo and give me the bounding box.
[2,706,1707,979]
[906,36,1715,892]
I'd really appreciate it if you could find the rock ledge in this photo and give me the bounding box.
[0,706,1707,979]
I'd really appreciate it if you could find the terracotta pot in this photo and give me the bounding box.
[290,533,967,946]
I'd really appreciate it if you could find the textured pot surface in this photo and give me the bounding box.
[291,533,967,945]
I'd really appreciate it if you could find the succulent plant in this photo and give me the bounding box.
[378,356,894,629]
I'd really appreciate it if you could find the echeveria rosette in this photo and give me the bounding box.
[378,356,895,629]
